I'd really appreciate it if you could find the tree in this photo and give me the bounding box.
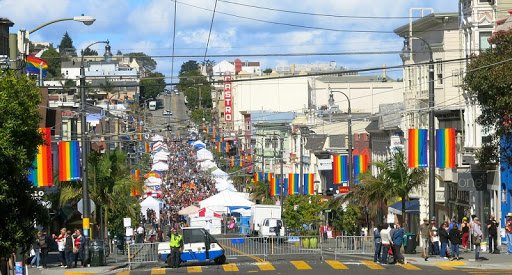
[126,52,157,72]
[58,32,76,57]
[82,48,98,56]
[263,68,273,74]
[140,72,166,102]
[249,182,272,204]
[41,46,61,78]
[282,195,326,235]
[0,72,48,259]
[177,60,212,111]
[464,30,512,164]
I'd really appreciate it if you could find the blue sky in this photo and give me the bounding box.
[2,0,458,81]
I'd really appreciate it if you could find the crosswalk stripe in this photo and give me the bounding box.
[187,266,202,273]
[325,260,348,270]
[398,263,421,270]
[151,268,166,274]
[360,260,385,270]
[65,272,96,275]
[222,263,239,272]
[436,261,465,271]
[256,261,276,271]
[290,260,312,270]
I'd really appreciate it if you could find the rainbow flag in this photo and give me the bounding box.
[436,128,456,168]
[332,154,348,184]
[58,141,80,182]
[28,128,53,187]
[265,172,273,183]
[225,142,230,153]
[269,176,280,196]
[288,173,299,195]
[25,55,48,77]
[408,129,428,168]
[216,142,221,153]
[353,154,369,183]
[283,178,289,195]
[253,172,263,183]
[131,169,141,196]
[303,173,315,195]
[230,156,235,168]
[145,142,150,153]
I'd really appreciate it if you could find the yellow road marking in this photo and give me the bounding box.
[116,272,130,275]
[398,263,421,270]
[437,261,465,271]
[222,244,264,262]
[360,260,385,270]
[256,261,276,271]
[222,263,239,272]
[65,272,96,275]
[290,260,312,270]
[187,266,202,273]
[151,268,166,275]
[325,260,348,270]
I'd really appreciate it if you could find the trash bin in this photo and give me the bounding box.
[89,240,106,266]
[404,233,417,254]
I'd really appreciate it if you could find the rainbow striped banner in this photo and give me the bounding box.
[131,169,141,196]
[253,172,263,183]
[288,173,299,195]
[58,141,80,182]
[408,129,428,168]
[303,173,315,195]
[225,142,230,153]
[353,154,369,183]
[28,128,53,187]
[332,154,348,184]
[270,176,280,196]
[436,128,456,168]
[264,172,273,183]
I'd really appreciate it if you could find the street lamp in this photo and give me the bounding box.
[400,36,435,221]
[328,90,353,190]
[80,40,110,243]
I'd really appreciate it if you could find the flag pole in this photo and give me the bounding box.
[38,61,43,87]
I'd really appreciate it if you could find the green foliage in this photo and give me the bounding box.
[41,46,61,78]
[249,182,273,204]
[58,32,76,57]
[340,204,361,235]
[140,72,166,102]
[283,195,326,235]
[82,48,98,56]
[126,52,157,72]
[177,60,212,111]
[263,68,273,74]
[0,72,48,257]
[190,108,212,124]
[464,30,512,163]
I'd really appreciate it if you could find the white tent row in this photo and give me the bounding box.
[144,176,162,186]
[140,196,163,222]
[151,161,169,172]
[199,190,254,210]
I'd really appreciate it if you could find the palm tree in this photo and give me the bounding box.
[249,181,272,204]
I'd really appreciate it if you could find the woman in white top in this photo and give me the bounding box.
[380,225,391,264]
[472,218,483,260]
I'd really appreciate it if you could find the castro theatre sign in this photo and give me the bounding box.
[224,75,233,122]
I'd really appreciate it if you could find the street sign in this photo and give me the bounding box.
[77,199,96,214]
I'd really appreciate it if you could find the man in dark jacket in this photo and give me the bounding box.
[439,223,450,259]
[449,224,462,260]
[487,215,499,253]
[391,223,405,264]
[64,230,73,268]
[39,230,50,268]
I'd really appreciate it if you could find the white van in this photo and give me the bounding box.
[258,218,285,238]
[148,101,157,111]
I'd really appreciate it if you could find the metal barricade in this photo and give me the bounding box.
[127,242,159,269]
[334,236,373,259]
[216,237,268,258]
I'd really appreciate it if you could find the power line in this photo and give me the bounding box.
[203,0,219,65]
[170,0,178,89]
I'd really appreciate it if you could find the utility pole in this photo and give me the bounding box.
[280,135,284,214]
[299,133,304,195]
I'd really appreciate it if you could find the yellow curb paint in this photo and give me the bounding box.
[290,260,312,270]
[222,263,239,272]
[256,261,276,271]
[437,261,465,271]
[360,260,385,270]
[325,260,348,270]
[116,271,130,275]
[64,272,96,275]
[187,266,202,273]
[151,268,166,275]
[398,263,421,270]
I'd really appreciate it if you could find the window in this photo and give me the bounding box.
[436,58,443,85]
[479,32,492,50]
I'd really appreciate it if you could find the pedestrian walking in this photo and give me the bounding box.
[380,225,391,264]
[168,228,183,268]
[391,222,405,264]
[64,230,74,268]
[506,213,512,254]
[449,224,461,260]
[38,230,49,268]
[30,232,41,268]
[419,218,430,261]
[54,228,66,267]
[487,215,499,254]
[373,225,382,263]
[472,217,483,261]
[429,220,440,256]
[439,222,449,259]
[73,229,84,267]
[461,217,471,251]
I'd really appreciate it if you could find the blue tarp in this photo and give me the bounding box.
[388,199,419,215]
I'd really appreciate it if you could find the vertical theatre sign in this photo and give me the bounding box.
[224,75,233,123]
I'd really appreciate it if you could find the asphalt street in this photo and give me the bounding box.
[147,92,189,137]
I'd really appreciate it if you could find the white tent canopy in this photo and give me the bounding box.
[151,135,164,142]
[152,152,169,162]
[178,205,200,216]
[199,190,254,209]
[144,177,162,186]
[151,161,169,171]
[140,196,162,222]
[196,148,214,161]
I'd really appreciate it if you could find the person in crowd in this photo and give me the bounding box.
[439,222,450,259]
[506,213,512,255]
[168,228,183,268]
[429,220,440,256]
[373,225,382,263]
[487,214,499,254]
[461,217,471,251]
[54,228,67,267]
[380,224,391,265]
[472,217,483,261]
[64,230,73,268]
[136,223,145,243]
[388,224,396,264]
[38,230,49,268]
[30,231,41,268]
[449,223,462,260]
[419,218,430,261]
[391,222,405,264]
[73,229,84,267]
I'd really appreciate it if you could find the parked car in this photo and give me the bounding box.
[163,110,173,116]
